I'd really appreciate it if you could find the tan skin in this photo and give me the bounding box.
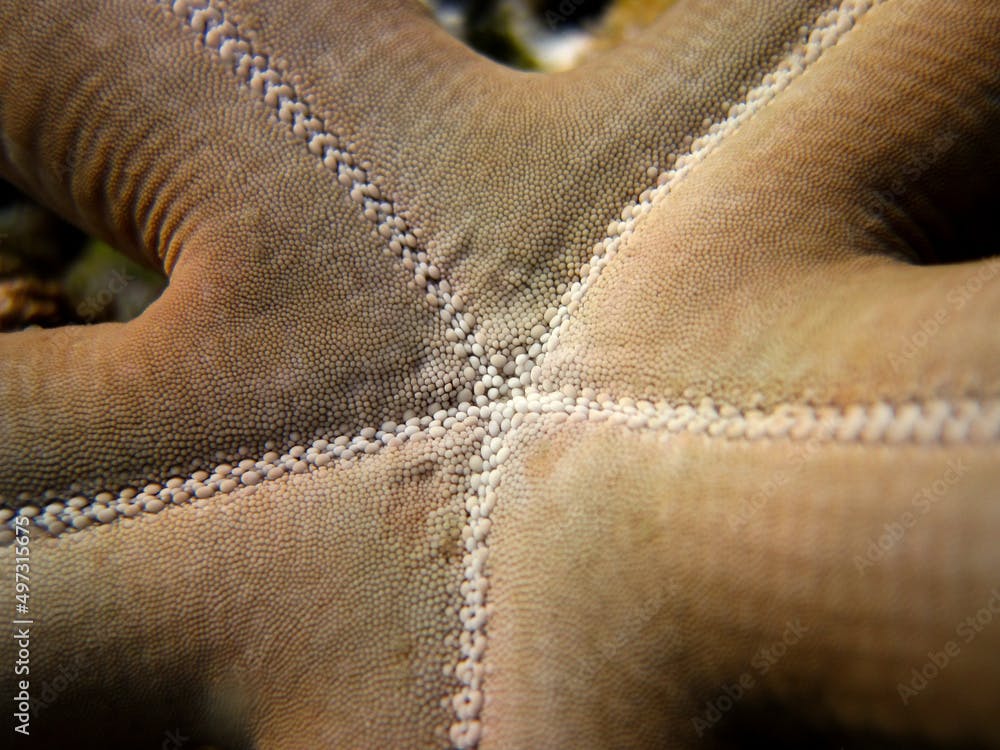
[1,1,999,747]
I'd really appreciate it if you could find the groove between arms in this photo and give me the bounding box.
[2,394,994,540]
[449,2,888,745]
[163,0,461,317]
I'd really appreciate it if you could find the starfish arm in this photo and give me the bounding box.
[250,0,842,352]
[546,0,1000,406]
[0,0,476,500]
[486,423,1000,747]
[489,0,1000,745]
[1,436,474,748]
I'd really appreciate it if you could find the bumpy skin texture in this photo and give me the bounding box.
[0,1,998,748]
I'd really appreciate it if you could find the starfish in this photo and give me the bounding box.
[2,0,999,747]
